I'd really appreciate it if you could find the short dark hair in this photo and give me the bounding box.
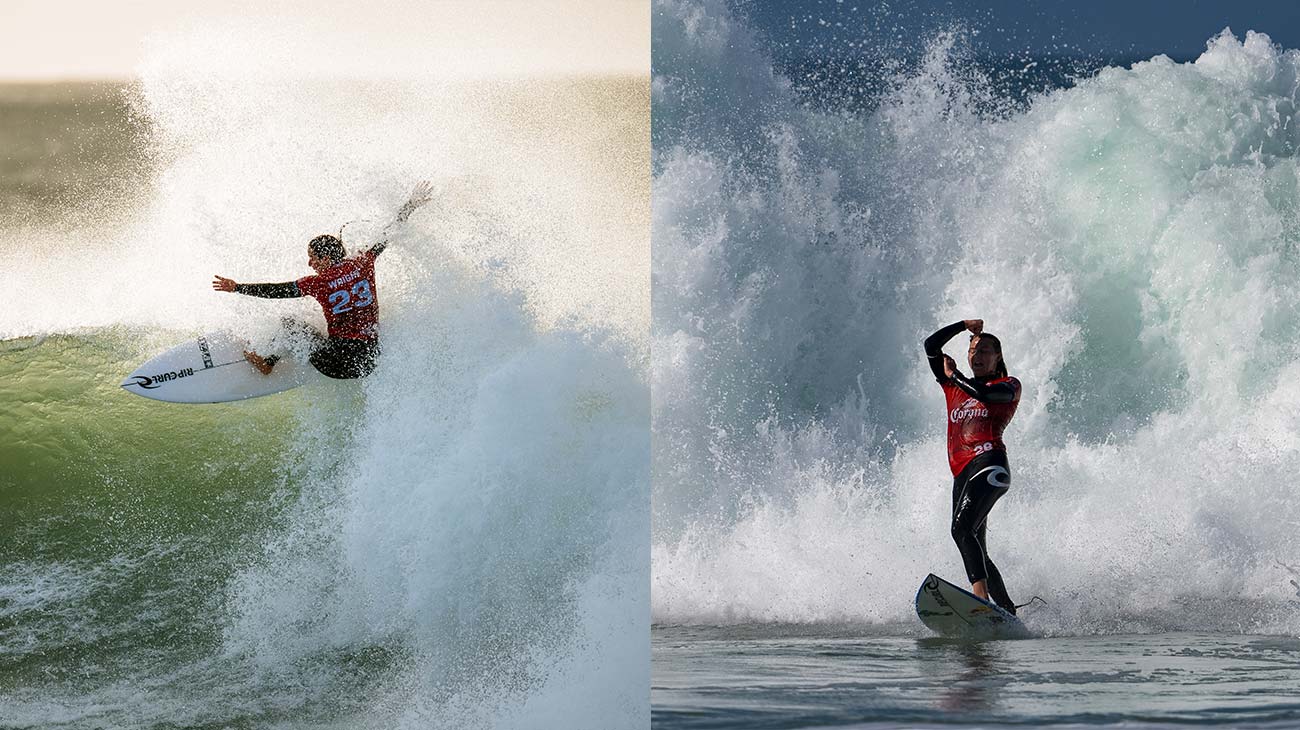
[309,234,346,263]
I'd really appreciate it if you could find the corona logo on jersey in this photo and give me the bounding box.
[950,398,989,423]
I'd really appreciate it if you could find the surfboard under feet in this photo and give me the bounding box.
[120,330,320,404]
[915,572,1033,640]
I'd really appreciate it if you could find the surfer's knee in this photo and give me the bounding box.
[950,519,971,544]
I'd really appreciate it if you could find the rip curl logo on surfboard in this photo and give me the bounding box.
[924,577,952,608]
[126,368,195,389]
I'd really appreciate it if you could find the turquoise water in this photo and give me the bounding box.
[653,0,1300,633]
[651,2,1300,727]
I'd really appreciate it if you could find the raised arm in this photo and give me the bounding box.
[924,320,975,383]
[925,318,1017,403]
[368,180,434,257]
[212,275,301,298]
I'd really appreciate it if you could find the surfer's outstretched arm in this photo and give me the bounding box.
[368,180,434,257]
[212,275,301,298]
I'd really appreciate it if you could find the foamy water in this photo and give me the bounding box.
[652,0,1300,637]
[1,19,648,730]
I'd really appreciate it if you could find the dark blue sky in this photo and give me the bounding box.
[739,0,1300,61]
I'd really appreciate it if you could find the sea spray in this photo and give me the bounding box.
[224,270,650,725]
[1,17,647,730]
[653,0,1300,636]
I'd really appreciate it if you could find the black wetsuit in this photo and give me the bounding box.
[950,451,1016,613]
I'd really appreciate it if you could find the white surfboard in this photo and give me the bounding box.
[915,573,1032,639]
[120,331,320,404]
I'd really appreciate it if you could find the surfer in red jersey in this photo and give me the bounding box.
[211,181,432,379]
[925,318,1021,614]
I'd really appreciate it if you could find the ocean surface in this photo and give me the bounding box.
[1,31,648,729]
[652,0,1300,727]
[654,626,1300,729]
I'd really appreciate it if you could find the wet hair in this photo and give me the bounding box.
[309,234,346,264]
[971,332,1009,378]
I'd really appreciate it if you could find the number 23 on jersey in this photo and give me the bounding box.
[328,280,374,314]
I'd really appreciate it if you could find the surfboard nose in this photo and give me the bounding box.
[121,374,155,390]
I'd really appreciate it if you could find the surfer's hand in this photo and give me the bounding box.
[964,319,983,334]
[943,355,957,378]
[395,180,434,222]
[212,275,237,292]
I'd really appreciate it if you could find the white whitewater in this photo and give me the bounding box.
[653,0,1300,637]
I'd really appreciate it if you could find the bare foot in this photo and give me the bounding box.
[244,350,274,375]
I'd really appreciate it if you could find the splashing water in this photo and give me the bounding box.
[652,0,1300,637]
[1,17,648,730]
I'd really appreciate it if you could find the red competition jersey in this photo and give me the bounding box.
[296,251,380,340]
[941,376,1020,476]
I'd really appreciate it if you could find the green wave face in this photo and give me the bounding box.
[0,331,353,722]
[2,330,420,726]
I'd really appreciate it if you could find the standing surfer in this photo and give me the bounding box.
[924,318,1021,614]
[211,181,433,379]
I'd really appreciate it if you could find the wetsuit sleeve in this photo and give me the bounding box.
[233,281,301,299]
[924,321,967,383]
[949,372,1018,404]
[364,241,386,258]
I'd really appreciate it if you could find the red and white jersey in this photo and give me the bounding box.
[296,251,380,340]
[941,376,1020,476]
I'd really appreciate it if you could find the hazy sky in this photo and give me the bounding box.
[0,0,648,80]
